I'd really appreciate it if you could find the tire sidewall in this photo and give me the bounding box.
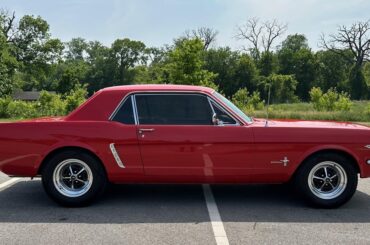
[296,153,358,208]
[42,150,107,207]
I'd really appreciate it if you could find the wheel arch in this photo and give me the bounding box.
[38,146,108,178]
[291,148,360,181]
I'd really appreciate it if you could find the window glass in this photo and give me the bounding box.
[210,101,237,125]
[135,94,213,125]
[112,96,135,124]
[213,92,253,123]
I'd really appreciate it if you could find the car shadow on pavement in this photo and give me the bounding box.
[0,180,369,224]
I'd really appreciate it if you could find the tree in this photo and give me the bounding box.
[278,34,318,100]
[235,18,287,60]
[84,41,111,93]
[261,74,298,103]
[55,60,89,94]
[316,50,351,92]
[166,38,216,86]
[110,38,147,85]
[204,47,258,96]
[321,20,370,99]
[65,38,88,61]
[0,32,18,97]
[0,9,16,43]
[184,27,218,50]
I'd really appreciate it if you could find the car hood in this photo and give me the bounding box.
[252,118,370,130]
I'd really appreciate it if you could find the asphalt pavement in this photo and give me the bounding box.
[0,172,370,245]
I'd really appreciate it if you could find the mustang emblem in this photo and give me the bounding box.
[271,157,289,167]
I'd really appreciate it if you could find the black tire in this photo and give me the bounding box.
[293,153,358,208]
[41,150,107,207]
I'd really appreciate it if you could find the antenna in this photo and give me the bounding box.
[265,84,271,127]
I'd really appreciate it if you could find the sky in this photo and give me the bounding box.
[1,0,369,50]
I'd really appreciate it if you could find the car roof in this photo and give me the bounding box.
[100,84,215,94]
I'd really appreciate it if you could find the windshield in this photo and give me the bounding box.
[213,92,253,124]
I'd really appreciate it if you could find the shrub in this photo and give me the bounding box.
[35,91,66,116]
[309,87,352,111]
[6,100,37,118]
[232,88,264,112]
[65,84,88,113]
[0,97,12,118]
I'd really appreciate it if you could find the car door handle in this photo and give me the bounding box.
[138,128,155,134]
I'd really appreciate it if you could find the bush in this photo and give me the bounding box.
[0,97,12,118]
[309,87,352,111]
[232,88,264,112]
[6,100,37,118]
[65,84,88,113]
[35,91,66,116]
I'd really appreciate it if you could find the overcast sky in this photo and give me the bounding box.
[2,0,369,50]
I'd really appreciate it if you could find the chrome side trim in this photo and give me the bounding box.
[132,95,139,125]
[109,143,125,168]
[207,97,216,115]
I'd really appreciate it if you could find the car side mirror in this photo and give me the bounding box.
[212,113,224,126]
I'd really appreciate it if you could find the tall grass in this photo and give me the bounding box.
[248,101,370,122]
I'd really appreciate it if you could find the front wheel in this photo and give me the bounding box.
[41,151,107,207]
[294,153,358,208]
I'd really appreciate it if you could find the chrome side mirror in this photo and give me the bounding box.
[212,113,224,126]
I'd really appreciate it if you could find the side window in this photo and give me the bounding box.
[210,100,237,125]
[135,94,213,125]
[112,96,135,124]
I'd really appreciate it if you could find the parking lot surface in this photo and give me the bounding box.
[0,172,370,245]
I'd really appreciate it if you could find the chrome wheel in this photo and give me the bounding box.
[308,161,347,200]
[53,159,93,198]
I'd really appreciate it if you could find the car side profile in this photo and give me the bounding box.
[0,84,370,207]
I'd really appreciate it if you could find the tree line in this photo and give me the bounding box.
[0,10,369,104]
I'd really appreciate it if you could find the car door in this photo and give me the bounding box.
[134,92,255,182]
[109,95,144,177]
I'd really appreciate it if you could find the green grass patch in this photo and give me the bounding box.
[248,101,370,122]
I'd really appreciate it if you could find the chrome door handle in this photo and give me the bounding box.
[138,128,155,134]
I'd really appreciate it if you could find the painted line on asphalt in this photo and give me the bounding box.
[203,184,230,245]
[0,178,22,191]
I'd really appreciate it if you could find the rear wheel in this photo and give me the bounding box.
[294,153,358,208]
[41,150,107,207]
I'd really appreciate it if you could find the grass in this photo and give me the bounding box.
[248,101,370,123]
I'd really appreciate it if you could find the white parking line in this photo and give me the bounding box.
[203,184,230,245]
[0,178,21,191]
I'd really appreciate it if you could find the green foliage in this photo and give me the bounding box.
[110,38,147,85]
[166,38,216,85]
[231,88,264,112]
[0,96,11,117]
[35,90,65,116]
[65,84,88,113]
[6,100,37,118]
[0,33,18,96]
[309,87,352,111]
[348,65,368,100]
[315,50,351,92]
[251,101,369,122]
[261,74,298,103]
[278,34,318,101]
[258,51,278,76]
[204,48,258,97]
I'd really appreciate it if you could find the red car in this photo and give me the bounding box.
[1,85,370,207]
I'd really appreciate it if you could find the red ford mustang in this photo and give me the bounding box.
[0,84,369,207]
